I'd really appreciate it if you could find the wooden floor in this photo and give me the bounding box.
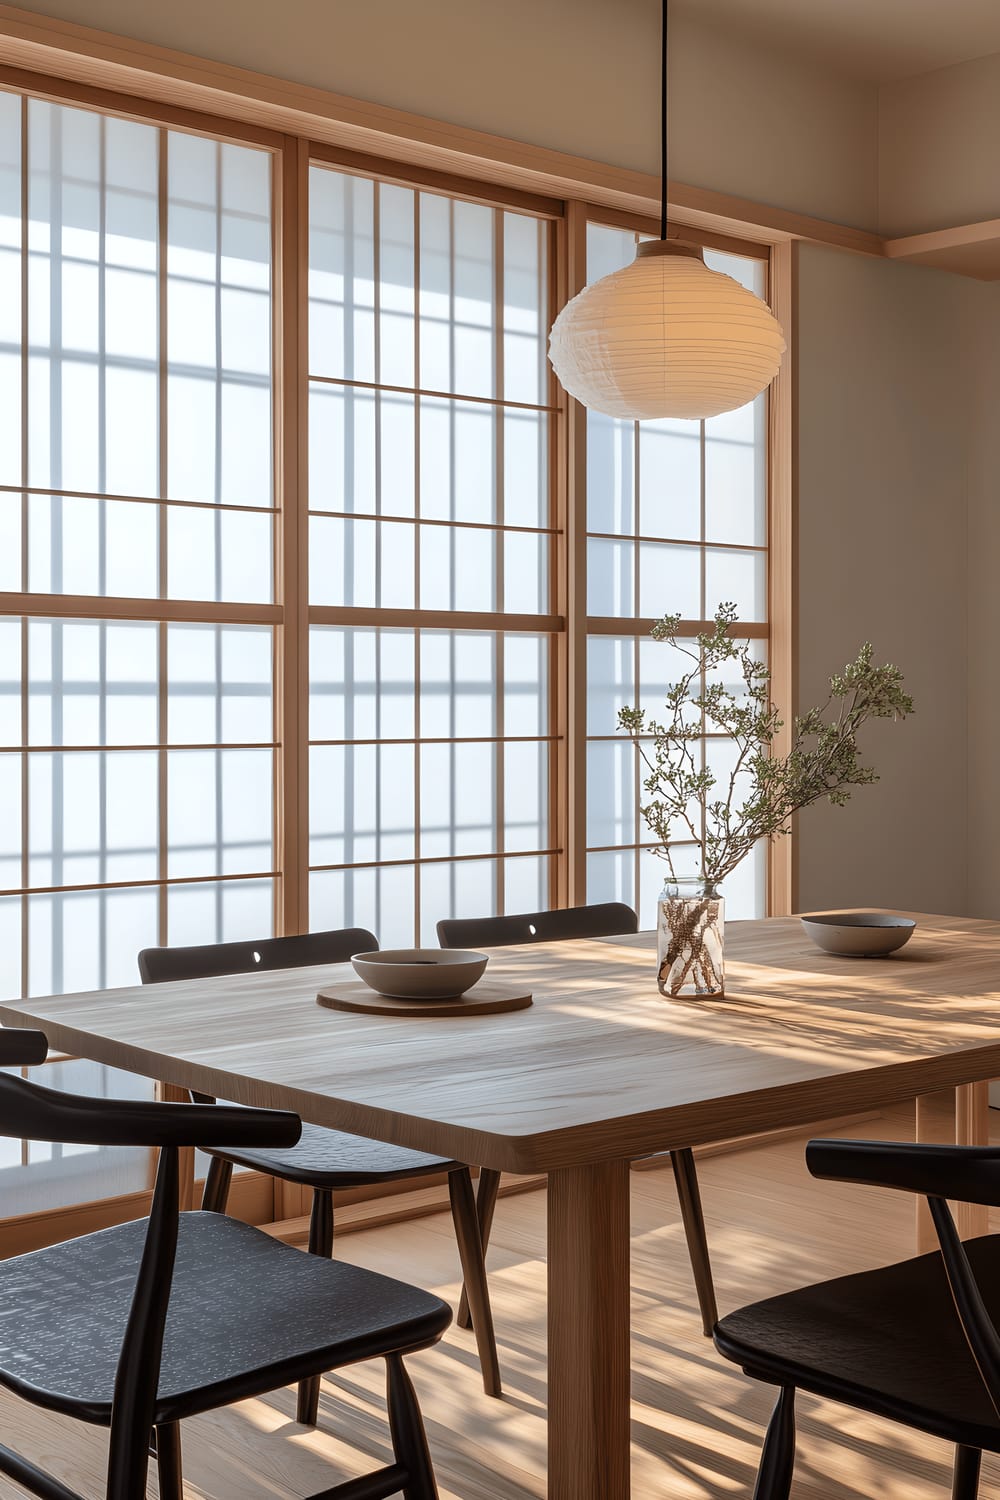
[3,1102,997,1499]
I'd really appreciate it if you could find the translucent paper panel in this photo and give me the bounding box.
[639,541,702,620]
[167,504,272,604]
[167,134,272,506]
[20,96,273,614]
[504,635,549,737]
[28,751,158,888]
[503,212,548,405]
[586,740,635,849]
[309,168,548,406]
[22,619,273,749]
[420,194,494,398]
[27,619,158,747]
[27,886,159,995]
[26,494,158,598]
[503,854,549,916]
[637,634,703,723]
[311,865,414,950]
[504,530,549,614]
[308,627,551,926]
[586,222,635,282]
[0,90,21,488]
[420,858,497,944]
[588,413,635,536]
[0,492,20,592]
[166,877,273,949]
[717,839,765,921]
[0,895,20,1003]
[310,515,415,609]
[504,739,547,852]
[420,742,496,856]
[420,398,496,522]
[27,104,159,498]
[420,632,496,738]
[705,397,766,547]
[310,628,416,741]
[419,523,495,611]
[704,246,765,296]
[639,419,701,541]
[166,748,273,878]
[589,537,703,622]
[167,624,273,744]
[586,847,699,929]
[504,410,548,528]
[0,752,21,889]
[586,636,635,737]
[310,742,415,865]
[586,848,635,912]
[0,618,22,747]
[309,385,416,516]
[704,546,766,622]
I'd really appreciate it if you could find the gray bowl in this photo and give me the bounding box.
[351,948,488,999]
[800,912,916,958]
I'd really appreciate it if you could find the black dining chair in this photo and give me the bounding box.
[437,902,718,1336]
[138,927,501,1413]
[0,1025,449,1500]
[714,1136,1000,1498]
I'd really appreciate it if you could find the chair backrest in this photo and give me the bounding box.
[436,902,638,950]
[0,1025,299,1500]
[808,1137,1000,1416]
[138,927,378,984]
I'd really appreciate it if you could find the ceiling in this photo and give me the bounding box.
[676,0,1000,82]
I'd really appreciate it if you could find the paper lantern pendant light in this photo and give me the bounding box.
[548,0,786,422]
[549,240,786,421]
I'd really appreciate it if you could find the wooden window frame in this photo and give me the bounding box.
[0,58,795,1245]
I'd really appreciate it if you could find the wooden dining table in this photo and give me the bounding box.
[5,910,1000,1500]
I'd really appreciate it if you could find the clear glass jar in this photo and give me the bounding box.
[657,876,725,998]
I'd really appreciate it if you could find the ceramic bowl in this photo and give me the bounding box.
[800,912,916,958]
[351,948,488,999]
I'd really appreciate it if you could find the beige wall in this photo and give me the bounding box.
[963,280,1000,917]
[879,52,1000,235]
[5,0,881,230]
[795,245,970,915]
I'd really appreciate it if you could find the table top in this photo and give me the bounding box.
[4,912,1000,1173]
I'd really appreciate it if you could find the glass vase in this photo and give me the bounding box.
[657,877,725,998]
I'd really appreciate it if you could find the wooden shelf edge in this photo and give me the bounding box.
[883,220,1000,281]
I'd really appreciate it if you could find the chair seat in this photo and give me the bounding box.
[0,1211,451,1427]
[207,1116,461,1187]
[714,1232,1000,1452]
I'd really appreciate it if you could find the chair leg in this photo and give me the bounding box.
[200,1156,233,1214]
[953,1446,982,1500]
[296,1188,335,1428]
[670,1147,718,1335]
[155,1422,183,1500]
[386,1353,439,1500]
[456,1168,501,1330]
[753,1387,795,1500]
[448,1167,502,1397]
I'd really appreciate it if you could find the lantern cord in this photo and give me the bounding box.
[660,0,669,240]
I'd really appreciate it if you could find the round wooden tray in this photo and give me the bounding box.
[316,980,533,1018]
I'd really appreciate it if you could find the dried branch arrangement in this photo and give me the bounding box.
[618,602,914,887]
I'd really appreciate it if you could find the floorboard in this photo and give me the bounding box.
[2,1101,996,1498]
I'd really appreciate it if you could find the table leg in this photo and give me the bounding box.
[915,1084,990,1252]
[548,1161,631,1500]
